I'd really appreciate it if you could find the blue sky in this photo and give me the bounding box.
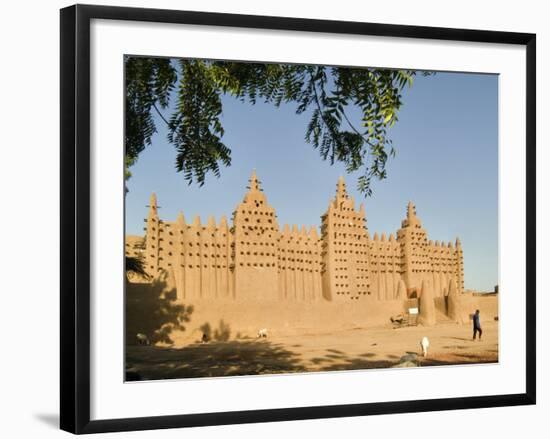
[125,66,498,292]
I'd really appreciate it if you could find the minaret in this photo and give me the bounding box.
[397,201,430,297]
[321,176,371,302]
[243,169,265,203]
[279,223,293,300]
[175,211,186,300]
[183,214,201,300]
[404,201,421,228]
[336,176,348,202]
[149,193,158,214]
[250,169,260,189]
[144,192,160,275]
[455,237,464,294]
[407,201,414,218]
[202,216,217,299]
[232,170,280,301]
[215,215,232,299]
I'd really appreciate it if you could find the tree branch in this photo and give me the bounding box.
[340,107,375,149]
[152,102,171,127]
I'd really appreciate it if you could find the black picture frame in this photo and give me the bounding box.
[60,4,536,434]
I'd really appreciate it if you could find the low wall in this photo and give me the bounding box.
[126,280,499,347]
[174,298,405,343]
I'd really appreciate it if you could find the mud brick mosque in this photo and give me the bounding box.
[127,171,466,305]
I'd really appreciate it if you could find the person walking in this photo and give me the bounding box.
[472,309,482,340]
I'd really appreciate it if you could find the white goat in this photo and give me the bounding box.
[420,336,430,358]
[136,333,150,345]
[257,328,268,338]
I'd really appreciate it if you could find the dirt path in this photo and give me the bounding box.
[283,321,499,370]
[126,321,498,381]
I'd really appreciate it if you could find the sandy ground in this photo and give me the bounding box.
[126,321,499,381]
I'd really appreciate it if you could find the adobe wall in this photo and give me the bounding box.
[368,233,402,300]
[131,172,467,307]
[278,225,323,301]
[146,297,405,347]
[126,275,498,347]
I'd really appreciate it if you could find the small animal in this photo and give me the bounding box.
[391,314,405,324]
[136,333,149,345]
[420,336,430,358]
[257,328,268,338]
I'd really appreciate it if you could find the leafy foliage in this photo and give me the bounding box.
[125,255,150,280]
[125,57,429,195]
[125,56,176,161]
[168,60,231,186]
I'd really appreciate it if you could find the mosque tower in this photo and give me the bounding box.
[232,170,280,300]
[396,201,432,297]
[320,176,371,301]
[144,193,160,274]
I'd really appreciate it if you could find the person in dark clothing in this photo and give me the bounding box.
[472,309,482,340]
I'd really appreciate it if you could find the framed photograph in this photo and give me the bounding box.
[60,4,536,434]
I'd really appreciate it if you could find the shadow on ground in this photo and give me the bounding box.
[126,339,306,380]
[306,349,498,372]
[127,341,499,380]
[126,272,194,345]
[315,353,396,371]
